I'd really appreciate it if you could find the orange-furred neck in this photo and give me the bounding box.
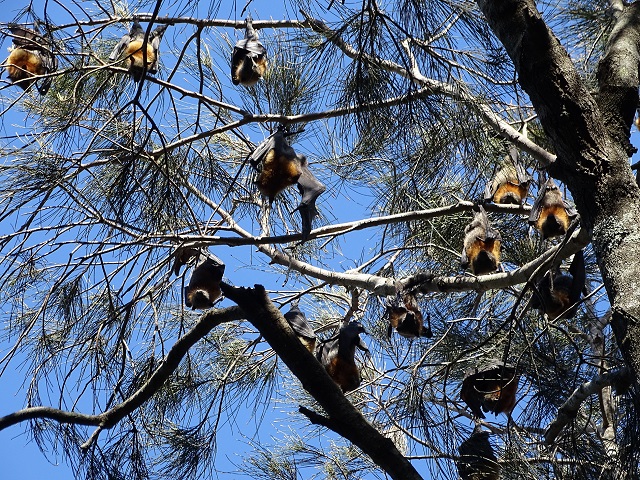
[255,149,302,200]
[6,48,45,82]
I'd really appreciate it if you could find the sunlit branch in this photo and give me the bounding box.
[544,367,632,445]
[300,11,556,167]
[220,282,423,480]
[158,201,529,246]
[149,86,445,156]
[54,16,310,32]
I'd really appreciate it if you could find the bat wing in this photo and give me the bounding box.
[109,33,131,61]
[460,373,486,419]
[473,205,499,241]
[234,38,266,57]
[357,337,369,353]
[199,251,226,279]
[295,155,325,240]
[484,221,501,242]
[528,184,548,225]
[506,144,533,186]
[483,181,494,204]
[248,132,278,170]
[171,246,201,276]
[283,306,316,340]
[8,25,42,48]
[563,199,579,220]
[460,243,470,269]
[315,337,338,367]
[514,159,532,186]
[148,24,169,74]
[109,22,144,61]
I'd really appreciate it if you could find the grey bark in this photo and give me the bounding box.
[477,0,640,380]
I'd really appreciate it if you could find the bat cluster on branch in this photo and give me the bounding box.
[2,13,596,478]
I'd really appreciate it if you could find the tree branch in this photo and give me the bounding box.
[219,282,424,480]
[300,11,556,167]
[544,367,632,445]
[0,307,245,441]
[595,1,640,155]
[162,201,530,246]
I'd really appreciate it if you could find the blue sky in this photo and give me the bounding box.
[2,1,638,479]
[0,2,387,478]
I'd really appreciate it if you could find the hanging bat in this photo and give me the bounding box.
[461,205,501,276]
[386,292,432,339]
[484,145,532,205]
[5,24,57,94]
[250,127,325,240]
[531,249,585,320]
[231,16,267,86]
[460,361,518,419]
[179,249,225,310]
[529,178,578,239]
[316,321,368,393]
[457,425,500,480]
[109,21,168,82]
[283,305,317,353]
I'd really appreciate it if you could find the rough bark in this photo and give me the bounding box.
[219,282,424,480]
[477,0,640,380]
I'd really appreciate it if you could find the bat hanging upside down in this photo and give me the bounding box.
[109,21,168,82]
[529,178,578,239]
[457,425,500,480]
[531,249,586,320]
[249,126,326,240]
[386,292,432,339]
[484,144,532,206]
[460,361,518,419]
[172,247,225,310]
[461,205,501,276]
[4,24,57,94]
[231,16,267,86]
[316,321,368,393]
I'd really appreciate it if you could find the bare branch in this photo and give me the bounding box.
[0,307,245,441]
[220,283,424,480]
[544,367,632,445]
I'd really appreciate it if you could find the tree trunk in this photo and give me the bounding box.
[477,0,640,378]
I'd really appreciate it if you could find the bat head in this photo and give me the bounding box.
[493,181,528,205]
[185,286,216,309]
[470,239,500,275]
[538,205,571,238]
